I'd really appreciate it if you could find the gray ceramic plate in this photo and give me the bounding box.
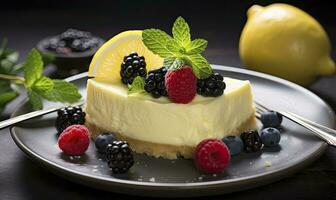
[10,65,335,197]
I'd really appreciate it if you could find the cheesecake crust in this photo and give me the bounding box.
[86,114,257,159]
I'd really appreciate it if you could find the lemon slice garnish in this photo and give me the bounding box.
[88,30,164,82]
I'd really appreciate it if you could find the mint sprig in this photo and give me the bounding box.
[23,49,44,87]
[23,49,81,109]
[142,16,212,79]
[172,17,191,47]
[142,29,176,58]
[0,48,81,110]
[128,76,146,95]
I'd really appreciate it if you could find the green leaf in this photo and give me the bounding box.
[128,76,146,95]
[164,57,184,70]
[28,89,43,110]
[6,51,19,64]
[32,76,54,95]
[41,80,81,103]
[0,91,18,105]
[186,39,208,54]
[142,29,176,58]
[172,16,191,47]
[10,63,23,74]
[0,38,7,57]
[23,49,43,87]
[184,54,212,79]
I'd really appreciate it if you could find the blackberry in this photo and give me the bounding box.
[60,28,91,44]
[144,67,168,98]
[241,130,263,152]
[106,141,134,173]
[120,52,147,85]
[55,106,86,134]
[197,72,226,97]
[71,38,99,52]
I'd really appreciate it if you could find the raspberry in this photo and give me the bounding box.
[194,139,231,173]
[165,66,197,103]
[58,125,90,156]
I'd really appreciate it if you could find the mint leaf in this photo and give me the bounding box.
[166,40,185,56]
[41,80,81,103]
[164,57,184,70]
[184,54,212,79]
[23,49,43,87]
[128,76,146,95]
[28,89,43,110]
[186,39,208,54]
[172,16,191,47]
[32,76,54,95]
[142,29,175,58]
[0,91,18,106]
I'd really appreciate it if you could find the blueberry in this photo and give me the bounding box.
[260,111,283,128]
[222,136,244,156]
[261,127,281,147]
[95,133,118,153]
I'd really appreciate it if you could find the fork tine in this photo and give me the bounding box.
[254,105,264,119]
[254,101,269,112]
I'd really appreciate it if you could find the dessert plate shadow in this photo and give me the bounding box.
[10,65,335,197]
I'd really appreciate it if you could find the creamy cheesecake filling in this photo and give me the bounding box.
[85,77,256,147]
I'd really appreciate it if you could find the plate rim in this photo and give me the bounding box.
[10,65,334,196]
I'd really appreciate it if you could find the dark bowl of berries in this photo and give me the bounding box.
[37,28,104,78]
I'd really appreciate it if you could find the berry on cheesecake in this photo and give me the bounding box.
[197,72,226,97]
[120,52,147,85]
[165,66,197,104]
[145,67,168,98]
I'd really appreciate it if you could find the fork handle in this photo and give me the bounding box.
[0,101,85,130]
[279,111,336,147]
[0,107,59,130]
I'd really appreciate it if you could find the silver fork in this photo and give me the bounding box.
[0,101,85,130]
[254,101,336,147]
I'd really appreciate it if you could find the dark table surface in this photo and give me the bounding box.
[1,1,336,199]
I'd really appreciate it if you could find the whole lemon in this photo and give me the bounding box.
[239,3,335,86]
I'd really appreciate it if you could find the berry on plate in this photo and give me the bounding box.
[165,66,197,104]
[106,141,134,173]
[58,125,90,156]
[241,130,263,152]
[194,139,231,174]
[260,111,283,128]
[222,136,244,156]
[95,133,118,153]
[55,106,86,134]
[261,127,281,147]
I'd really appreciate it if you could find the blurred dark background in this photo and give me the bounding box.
[0,1,336,200]
[1,0,335,66]
[1,0,336,116]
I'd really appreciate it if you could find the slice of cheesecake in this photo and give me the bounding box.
[85,77,256,159]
